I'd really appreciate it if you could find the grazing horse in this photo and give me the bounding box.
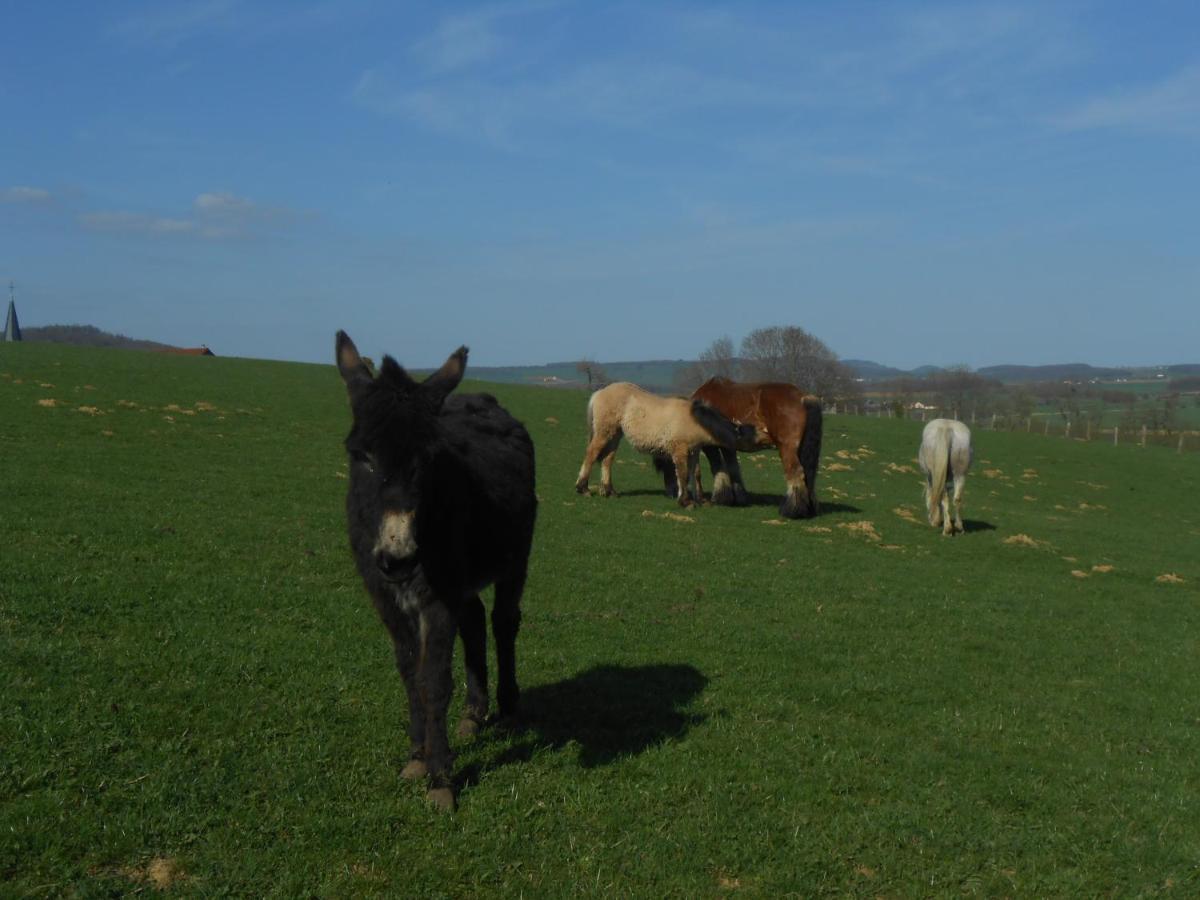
[660,377,823,519]
[918,418,972,535]
[336,331,537,811]
[574,381,751,506]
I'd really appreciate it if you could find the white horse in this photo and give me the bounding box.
[918,418,973,535]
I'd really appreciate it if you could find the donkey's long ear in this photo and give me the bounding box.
[336,331,373,393]
[422,345,469,408]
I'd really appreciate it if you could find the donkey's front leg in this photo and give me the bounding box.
[455,595,488,738]
[416,602,459,811]
[390,620,428,781]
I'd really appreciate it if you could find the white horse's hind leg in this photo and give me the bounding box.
[925,479,942,528]
[952,476,966,533]
[940,489,954,536]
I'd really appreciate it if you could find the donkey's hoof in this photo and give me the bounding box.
[574,481,589,495]
[599,486,618,498]
[426,786,457,812]
[400,758,428,781]
[456,716,483,739]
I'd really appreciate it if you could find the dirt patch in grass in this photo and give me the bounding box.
[838,520,881,541]
[826,463,853,472]
[884,462,917,475]
[122,857,185,890]
[75,406,104,416]
[762,519,788,526]
[892,506,920,523]
[1071,570,1089,579]
[1004,534,1043,548]
[1156,573,1186,584]
[1092,564,1115,573]
[982,468,1005,479]
[641,510,694,524]
[544,416,559,425]
[36,398,58,408]
[803,525,832,533]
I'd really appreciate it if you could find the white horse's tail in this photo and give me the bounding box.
[927,424,951,507]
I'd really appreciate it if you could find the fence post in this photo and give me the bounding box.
[991,413,997,430]
[1179,434,1185,454]
[1086,421,1091,441]
[1027,418,1032,432]
[1113,426,1118,446]
[1141,425,1147,447]
[1065,421,1071,439]
[1044,419,1050,435]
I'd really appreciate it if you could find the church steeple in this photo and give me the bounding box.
[4,282,22,342]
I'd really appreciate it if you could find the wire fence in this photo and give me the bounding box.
[829,404,1199,454]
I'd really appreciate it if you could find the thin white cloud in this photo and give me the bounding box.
[1,186,53,204]
[109,0,362,48]
[78,191,307,240]
[412,1,560,74]
[1055,63,1200,136]
[109,0,242,46]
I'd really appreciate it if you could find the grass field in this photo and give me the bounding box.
[2,342,1198,896]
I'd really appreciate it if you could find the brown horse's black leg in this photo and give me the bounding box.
[492,569,525,721]
[778,438,812,519]
[416,602,458,811]
[706,445,740,506]
[456,595,488,738]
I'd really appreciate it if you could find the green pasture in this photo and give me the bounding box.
[2,342,1198,897]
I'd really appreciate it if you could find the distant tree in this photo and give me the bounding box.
[675,335,739,392]
[576,358,610,391]
[739,325,860,405]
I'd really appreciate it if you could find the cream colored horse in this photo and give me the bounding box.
[918,418,973,535]
[574,382,747,506]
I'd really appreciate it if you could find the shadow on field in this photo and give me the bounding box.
[460,663,708,781]
[961,519,997,533]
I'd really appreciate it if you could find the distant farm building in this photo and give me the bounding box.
[157,345,215,356]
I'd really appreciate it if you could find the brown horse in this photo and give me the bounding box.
[575,381,751,506]
[661,377,823,519]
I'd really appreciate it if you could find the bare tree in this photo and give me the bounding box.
[675,335,739,392]
[739,325,859,405]
[576,358,610,391]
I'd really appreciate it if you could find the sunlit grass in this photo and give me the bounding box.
[2,342,1198,896]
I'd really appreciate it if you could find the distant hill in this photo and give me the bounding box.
[976,363,1134,383]
[459,359,689,391]
[22,324,179,352]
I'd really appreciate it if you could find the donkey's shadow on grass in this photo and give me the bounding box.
[454,663,708,785]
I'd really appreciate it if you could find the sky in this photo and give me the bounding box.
[2,1,1198,370]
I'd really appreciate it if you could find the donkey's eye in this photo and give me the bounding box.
[350,450,376,472]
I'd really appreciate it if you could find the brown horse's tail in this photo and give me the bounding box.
[799,396,823,514]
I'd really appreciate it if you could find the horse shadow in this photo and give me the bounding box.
[456,663,708,784]
[961,519,996,533]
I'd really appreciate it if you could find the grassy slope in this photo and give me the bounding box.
[2,343,1198,897]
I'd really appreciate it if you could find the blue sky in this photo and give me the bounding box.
[2,1,1198,369]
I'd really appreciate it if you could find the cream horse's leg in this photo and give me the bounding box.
[575,430,616,494]
[671,446,693,507]
[599,442,620,497]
